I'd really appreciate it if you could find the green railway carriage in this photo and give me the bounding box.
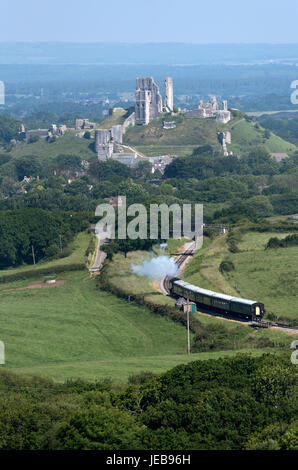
[169,278,264,321]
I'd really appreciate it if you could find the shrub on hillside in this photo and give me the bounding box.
[219,261,235,273]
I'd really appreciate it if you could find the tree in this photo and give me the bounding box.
[0,116,20,144]
[252,363,296,407]
[56,405,145,450]
[264,129,271,139]
[83,131,91,139]
[14,156,42,181]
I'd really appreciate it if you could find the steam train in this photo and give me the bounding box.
[169,278,265,322]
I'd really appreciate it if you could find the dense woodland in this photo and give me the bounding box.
[0,209,89,268]
[0,354,296,450]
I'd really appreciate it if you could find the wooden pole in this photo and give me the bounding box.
[187,297,190,355]
[59,235,63,254]
[31,245,36,265]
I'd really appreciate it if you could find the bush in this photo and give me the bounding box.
[219,261,235,273]
[265,234,298,250]
[27,135,40,144]
[227,240,240,253]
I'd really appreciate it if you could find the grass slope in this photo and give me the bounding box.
[123,115,296,157]
[0,231,90,282]
[124,117,223,157]
[0,270,192,381]
[183,231,298,325]
[6,134,96,162]
[228,120,297,154]
[13,349,270,383]
[228,231,298,323]
[98,109,127,129]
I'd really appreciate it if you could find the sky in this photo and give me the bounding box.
[1,0,298,43]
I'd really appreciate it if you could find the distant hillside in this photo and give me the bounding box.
[1,43,298,65]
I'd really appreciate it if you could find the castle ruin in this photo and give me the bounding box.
[186,96,231,123]
[95,124,126,161]
[135,77,164,125]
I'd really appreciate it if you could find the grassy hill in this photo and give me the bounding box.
[228,231,298,324]
[228,120,297,155]
[123,115,297,157]
[124,116,223,157]
[0,108,129,173]
[3,112,295,167]
[6,134,96,162]
[1,266,271,383]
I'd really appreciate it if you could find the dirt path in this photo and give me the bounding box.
[1,280,67,293]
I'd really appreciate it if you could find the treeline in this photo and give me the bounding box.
[0,153,85,182]
[0,115,20,144]
[103,239,155,259]
[0,209,89,268]
[164,146,291,180]
[0,353,296,450]
[0,142,297,223]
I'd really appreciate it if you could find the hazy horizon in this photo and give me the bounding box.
[1,43,298,67]
[1,0,298,43]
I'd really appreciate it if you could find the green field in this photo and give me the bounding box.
[228,231,298,323]
[183,235,235,294]
[228,120,297,154]
[12,349,271,383]
[132,144,199,158]
[0,269,190,382]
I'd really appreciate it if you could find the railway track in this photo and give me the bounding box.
[161,244,298,334]
[161,243,196,295]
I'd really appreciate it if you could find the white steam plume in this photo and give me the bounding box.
[131,256,180,280]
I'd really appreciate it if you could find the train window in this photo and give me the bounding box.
[255,306,260,316]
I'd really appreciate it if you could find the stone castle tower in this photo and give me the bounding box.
[164,77,173,111]
[135,77,163,125]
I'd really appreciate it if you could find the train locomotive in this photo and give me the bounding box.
[169,278,265,322]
